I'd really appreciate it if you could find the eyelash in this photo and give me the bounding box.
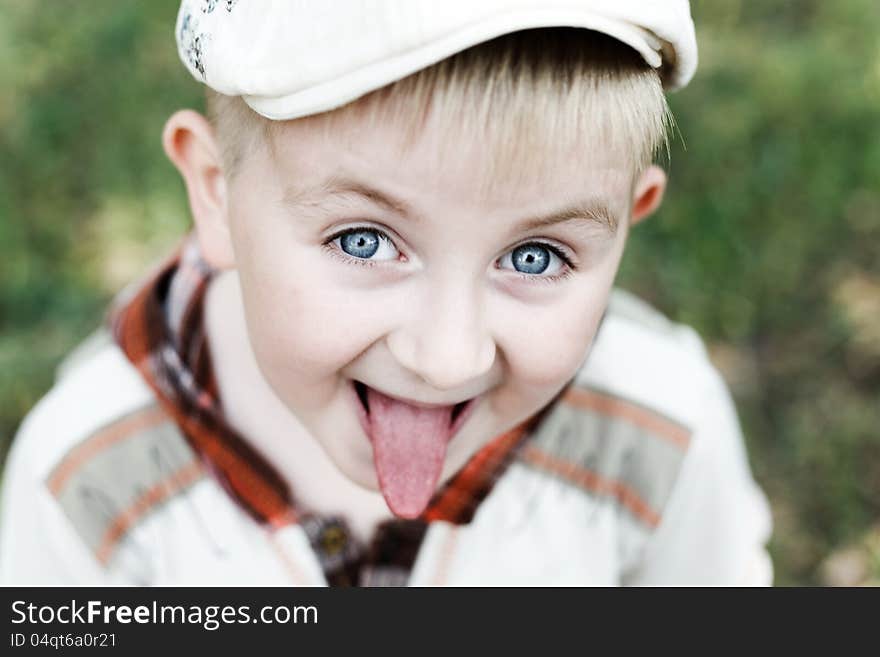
[323,225,577,283]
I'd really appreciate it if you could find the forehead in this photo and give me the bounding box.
[262,107,634,217]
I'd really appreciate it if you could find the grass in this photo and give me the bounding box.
[2,0,878,585]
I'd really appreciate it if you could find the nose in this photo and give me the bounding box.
[386,278,496,391]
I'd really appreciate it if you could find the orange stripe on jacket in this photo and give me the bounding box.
[562,386,691,450]
[95,459,205,564]
[47,405,168,496]
[519,444,662,528]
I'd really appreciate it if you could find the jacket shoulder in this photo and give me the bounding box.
[4,330,204,570]
[579,287,721,426]
[10,330,160,476]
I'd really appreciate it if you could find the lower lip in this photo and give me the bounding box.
[349,381,480,443]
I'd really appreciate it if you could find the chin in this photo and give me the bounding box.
[321,433,382,492]
[343,465,381,492]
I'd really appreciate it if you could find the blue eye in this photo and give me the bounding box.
[340,230,380,258]
[511,244,550,274]
[333,228,400,261]
[498,242,569,278]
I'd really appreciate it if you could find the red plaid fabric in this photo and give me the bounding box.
[109,234,556,583]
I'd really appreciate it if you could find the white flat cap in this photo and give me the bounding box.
[176,0,697,120]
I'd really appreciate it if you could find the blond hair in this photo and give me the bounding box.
[205,28,671,188]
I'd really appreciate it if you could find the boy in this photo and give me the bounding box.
[0,0,773,585]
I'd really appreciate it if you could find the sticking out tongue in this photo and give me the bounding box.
[364,387,455,518]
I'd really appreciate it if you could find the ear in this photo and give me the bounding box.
[630,164,668,226]
[161,109,236,269]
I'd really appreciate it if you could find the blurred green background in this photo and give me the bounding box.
[1,1,878,585]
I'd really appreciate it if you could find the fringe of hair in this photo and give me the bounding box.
[207,28,671,187]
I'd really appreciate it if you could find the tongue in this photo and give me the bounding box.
[365,387,454,518]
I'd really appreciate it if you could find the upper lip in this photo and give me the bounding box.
[355,380,476,409]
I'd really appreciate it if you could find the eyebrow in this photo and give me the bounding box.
[282,175,414,217]
[282,175,620,234]
[517,199,620,234]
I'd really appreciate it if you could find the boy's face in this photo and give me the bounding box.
[191,104,656,517]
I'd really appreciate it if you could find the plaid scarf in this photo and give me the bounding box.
[109,234,555,585]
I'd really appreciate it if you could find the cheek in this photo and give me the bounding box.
[497,271,618,389]
[241,273,379,380]
[233,236,398,384]
[501,299,602,387]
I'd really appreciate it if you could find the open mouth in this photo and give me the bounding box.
[353,380,474,428]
